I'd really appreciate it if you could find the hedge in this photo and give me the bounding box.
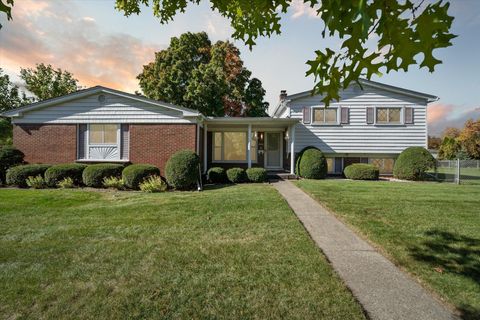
[344,164,379,180]
[226,168,246,183]
[207,167,226,183]
[82,163,124,188]
[246,168,268,183]
[0,146,24,183]
[393,147,436,181]
[122,164,160,189]
[6,164,51,187]
[165,150,200,190]
[295,147,327,179]
[45,163,87,187]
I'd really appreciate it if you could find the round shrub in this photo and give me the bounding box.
[226,167,247,183]
[6,164,51,188]
[344,164,379,180]
[122,164,160,189]
[393,147,436,181]
[207,167,227,183]
[45,163,87,187]
[165,150,200,190]
[0,146,24,182]
[82,163,124,188]
[246,168,268,183]
[295,147,327,179]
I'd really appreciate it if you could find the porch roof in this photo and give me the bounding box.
[204,117,299,126]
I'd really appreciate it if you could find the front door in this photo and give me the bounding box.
[265,132,282,169]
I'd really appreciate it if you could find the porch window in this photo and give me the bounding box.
[313,108,337,124]
[376,108,401,124]
[213,131,257,162]
[369,158,395,174]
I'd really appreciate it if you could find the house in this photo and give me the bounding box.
[1,79,437,175]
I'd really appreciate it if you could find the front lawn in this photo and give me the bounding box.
[0,185,365,319]
[295,179,480,320]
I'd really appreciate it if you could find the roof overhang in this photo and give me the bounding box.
[205,117,299,126]
[1,86,202,118]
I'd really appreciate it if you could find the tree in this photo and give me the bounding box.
[442,127,461,139]
[138,32,269,117]
[438,136,460,160]
[20,63,79,101]
[0,0,13,29]
[457,118,480,159]
[0,68,31,113]
[116,0,455,105]
[428,135,442,150]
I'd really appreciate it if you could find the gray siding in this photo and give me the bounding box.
[288,84,428,154]
[13,93,195,124]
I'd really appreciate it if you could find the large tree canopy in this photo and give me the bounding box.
[0,68,30,113]
[20,63,80,101]
[138,32,269,117]
[116,0,455,105]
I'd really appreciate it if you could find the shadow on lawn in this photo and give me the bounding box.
[409,230,480,319]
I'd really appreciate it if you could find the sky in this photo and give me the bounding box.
[0,0,479,136]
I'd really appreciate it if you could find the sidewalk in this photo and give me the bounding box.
[273,180,456,320]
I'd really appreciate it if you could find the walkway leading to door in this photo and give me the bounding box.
[273,180,456,320]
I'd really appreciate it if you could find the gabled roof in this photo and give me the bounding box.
[271,78,439,117]
[1,86,201,117]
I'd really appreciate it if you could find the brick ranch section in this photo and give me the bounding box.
[129,124,197,173]
[13,123,198,174]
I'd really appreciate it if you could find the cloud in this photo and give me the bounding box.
[0,0,163,93]
[428,103,480,136]
[290,0,320,19]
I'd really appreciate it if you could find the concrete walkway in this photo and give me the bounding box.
[273,180,456,320]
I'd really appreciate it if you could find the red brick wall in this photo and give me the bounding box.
[13,124,77,164]
[129,124,197,174]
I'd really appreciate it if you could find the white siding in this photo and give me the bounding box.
[287,84,428,154]
[12,93,195,124]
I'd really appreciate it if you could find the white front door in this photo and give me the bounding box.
[265,132,282,169]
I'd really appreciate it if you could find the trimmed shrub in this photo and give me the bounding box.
[58,177,75,189]
[26,175,47,189]
[0,146,24,183]
[45,163,87,187]
[393,147,436,181]
[103,176,125,190]
[165,150,200,190]
[295,147,327,179]
[207,167,226,183]
[139,175,168,193]
[82,163,124,188]
[344,164,379,180]
[246,168,268,183]
[226,167,246,183]
[6,164,51,187]
[122,164,160,189]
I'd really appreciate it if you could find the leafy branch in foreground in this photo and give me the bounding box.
[115,0,455,105]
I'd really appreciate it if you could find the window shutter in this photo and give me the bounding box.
[366,107,374,124]
[334,158,343,174]
[77,124,87,159]
[340,107,349,124]
[404,107,414,124]
[120,124,129,160]
[303,107,311,124]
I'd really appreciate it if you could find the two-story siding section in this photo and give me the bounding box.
[272,79,438,175]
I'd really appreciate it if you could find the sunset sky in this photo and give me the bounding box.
[1,0,479,136]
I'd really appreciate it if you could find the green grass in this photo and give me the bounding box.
[295,179,480,319]
[0,185,365,320]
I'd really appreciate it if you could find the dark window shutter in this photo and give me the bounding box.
[366,107,374,124]
[120,124,129,160]
[404,107,414,124]
[334,158,343,174]
[340,107,349,124]
[303,107,311,124]
[77,124,87,159]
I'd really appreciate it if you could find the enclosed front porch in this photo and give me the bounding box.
[202,118,299,174]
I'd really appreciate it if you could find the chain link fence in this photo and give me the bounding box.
[426,160,480,185]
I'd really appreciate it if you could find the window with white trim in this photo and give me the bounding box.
[376,108,401,124]
[86,124,120,160]
[312,107,337,124]
[213,131,257,162]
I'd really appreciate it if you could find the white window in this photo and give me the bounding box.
[213,131,257,162]
[376,108,401,124]
[87,124,120,160]
[312,108,338,124]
